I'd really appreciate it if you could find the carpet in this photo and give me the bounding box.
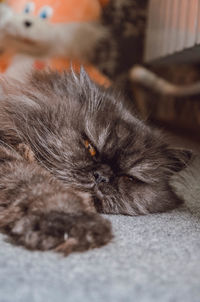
[0,155,200,302]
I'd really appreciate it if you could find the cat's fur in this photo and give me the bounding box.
[0,69,191,255]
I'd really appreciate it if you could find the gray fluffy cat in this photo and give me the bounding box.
[0,69,191,255]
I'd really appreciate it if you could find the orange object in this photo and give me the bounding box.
[0,53,12,72]
[8,0,102,22]
[1,0,110,86]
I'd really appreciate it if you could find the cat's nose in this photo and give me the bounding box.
[93,164,113,184]
[93,171,109,184]
[93,165,113,184]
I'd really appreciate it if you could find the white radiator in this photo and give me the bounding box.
[145,0,200,63]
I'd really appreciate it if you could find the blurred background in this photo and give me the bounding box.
[0,0,199,146]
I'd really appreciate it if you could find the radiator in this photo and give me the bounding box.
[145,0,200,63]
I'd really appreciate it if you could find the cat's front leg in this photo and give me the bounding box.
[0,145,112,254]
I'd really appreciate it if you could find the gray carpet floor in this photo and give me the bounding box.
[0,155,200,302]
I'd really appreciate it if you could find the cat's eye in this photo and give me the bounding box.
[24,2,35,14]
[38,6,54,19]
[84,140,96,157]
[123,175,134,182]
[122,175,144,184]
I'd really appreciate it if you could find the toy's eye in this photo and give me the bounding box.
[39,6,53,19]
[84,140,96,157]
[24,2,35,14]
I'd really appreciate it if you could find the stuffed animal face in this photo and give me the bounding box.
[0,0,109,85]
[0,5,105,59]
[1,0,104,57]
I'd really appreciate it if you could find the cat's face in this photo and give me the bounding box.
[6,69,191,215]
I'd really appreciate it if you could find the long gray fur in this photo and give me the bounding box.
[0,155,200,302]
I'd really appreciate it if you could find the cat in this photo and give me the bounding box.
[0,68,191,255]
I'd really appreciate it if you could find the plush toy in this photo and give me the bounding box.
[0,0,110,85]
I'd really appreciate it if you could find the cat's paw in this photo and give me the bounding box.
[10,214,63,250]
[10,212,112,255]
[53,212,113,255]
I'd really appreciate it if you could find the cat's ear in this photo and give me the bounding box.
[166,147,193,173]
